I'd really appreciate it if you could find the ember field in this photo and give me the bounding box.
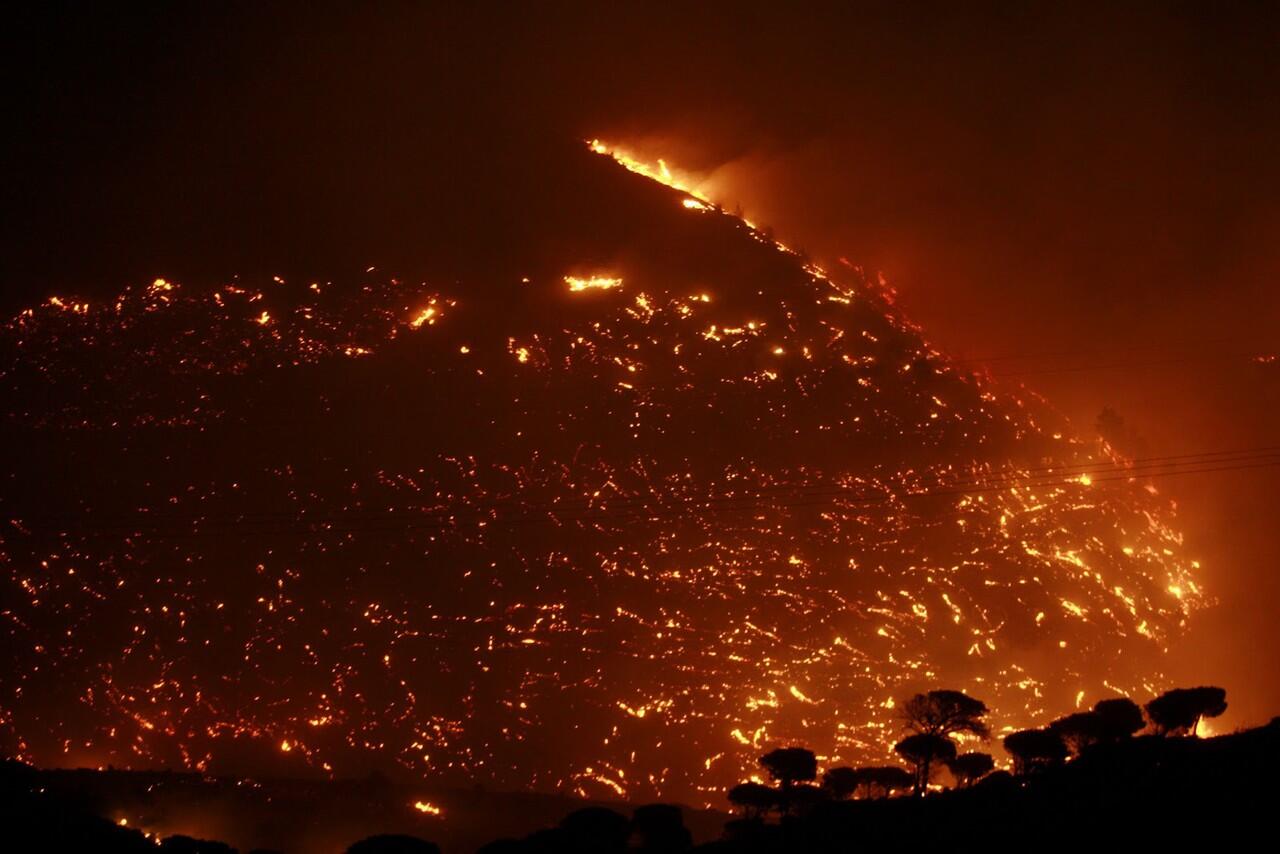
[0,139,1203,806]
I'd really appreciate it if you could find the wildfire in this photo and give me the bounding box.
[412,800,443,816]
[0,137,1207,808]
[565,275,623,292]
[409,306,438,328]
[588,139,710,201]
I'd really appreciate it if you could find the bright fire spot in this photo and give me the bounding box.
[279,739,292,752]
[412,800,443,816]
[1078,473,1093,486]
[682,198,711,212]
[789,685,815,703]
[587,139,709,201]
[409,307,438,329]
[255,311,271,326]
[565,275,623,292]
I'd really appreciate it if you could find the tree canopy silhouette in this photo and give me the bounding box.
[1003,728,1068,775]
[1146,687,1227,736]
[727,781,776,818]
[857,765,914,799]
[759,747,818,790]
[894,732,957,795]
[900,690,991,739]
[784,783,829,816]
[820,766,860,800]
[1092,697,1146,741]
[946,752,995,787]
[1049,711,1105,756]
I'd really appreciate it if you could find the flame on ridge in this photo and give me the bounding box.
[588,139,710,202]
[565,275,623,292]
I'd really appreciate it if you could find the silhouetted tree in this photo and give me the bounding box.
[974,769,1018,793]
[631,804,692,852]
[727,782,777,818]
[821,766,860,800]
[900,689,991,739]
[759,747,818,791]
[785,783,830,816]
[1092,697,1146,741]
[859,765,914,799]
[895,732,957,795]
[1146,687,1227,736]
[1003,728,1068,775]
[345,836,440,854]
[946,752,995,787]
[1049,711,1104,756]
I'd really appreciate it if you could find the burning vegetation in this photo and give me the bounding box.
[0,139,1203,806]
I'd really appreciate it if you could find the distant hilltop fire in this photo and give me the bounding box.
[0,137,1202,805]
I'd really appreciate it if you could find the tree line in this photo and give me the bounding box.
[728,685,1227,816]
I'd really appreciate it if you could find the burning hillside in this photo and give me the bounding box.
[0,139,1202,806]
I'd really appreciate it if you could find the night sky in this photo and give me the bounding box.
[4,0,1278,762]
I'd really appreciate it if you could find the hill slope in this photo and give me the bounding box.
[0,137,1201,804]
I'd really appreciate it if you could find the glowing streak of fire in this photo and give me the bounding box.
[565,275,623,292]
[412,800,443,816]
[587,139,710,202]
[409,306,438,328]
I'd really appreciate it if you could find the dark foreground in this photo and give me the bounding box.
[5,720,1279,853]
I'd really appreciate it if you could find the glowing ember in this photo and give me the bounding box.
[412,800,443,816]
[565,275,623,292]
[409,305,439,328]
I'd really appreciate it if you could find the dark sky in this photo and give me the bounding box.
[5,1,1279,724]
